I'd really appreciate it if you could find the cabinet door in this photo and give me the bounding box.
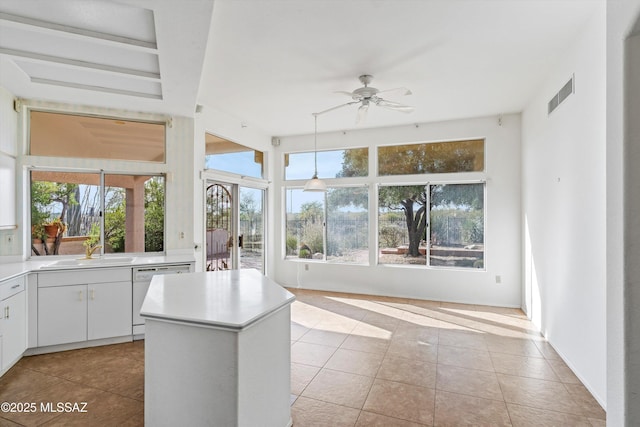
[38,285,87,347]
[2,291,26,370]
[88,281,132,340]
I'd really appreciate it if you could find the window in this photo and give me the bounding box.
[205,133,264,178]
[378,183,485,269]
[29,111,165,162]
[30,171,165,257]
[285,187,368,264]
[378,139,484,176]
[285,148,368,180]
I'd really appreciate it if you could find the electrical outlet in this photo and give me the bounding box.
[305,264,309,271]
[495,275,502,284]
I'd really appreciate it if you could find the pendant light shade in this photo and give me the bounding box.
[303,175,327,192]
[303,113,327,192]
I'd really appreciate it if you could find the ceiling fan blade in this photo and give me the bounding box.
[376,98,414,113]
[376,87,412,97]
[334,91,355,97]
[356,103,369,124]
[315,101,360,116]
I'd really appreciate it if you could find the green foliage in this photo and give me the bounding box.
[379,225,404,248]
[105,189,126,253]
[336,147,368,177]
[302,221,324,254]
[83,223,101,249]
[286,235,298,255]
[145,177,165,252]
[299,201,323,223]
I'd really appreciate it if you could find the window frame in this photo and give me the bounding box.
[28,167,167,258]
[376,180,486,270]
[283,184,370,265]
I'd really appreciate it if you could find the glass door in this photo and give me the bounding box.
[239,186,265,272]
[205,182,265,273]
[205,182,234,271]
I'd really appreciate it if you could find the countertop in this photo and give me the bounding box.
[0,254,196,283]
[140,269,296,330]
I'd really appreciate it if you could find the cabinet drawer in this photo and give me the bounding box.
[0,276,25,300]
[38,268,131,287]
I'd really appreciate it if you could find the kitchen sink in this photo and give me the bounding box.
[42,257,135,268]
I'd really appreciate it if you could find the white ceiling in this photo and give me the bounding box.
[1,0,602,137]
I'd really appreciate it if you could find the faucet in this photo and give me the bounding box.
[84,245,103,259]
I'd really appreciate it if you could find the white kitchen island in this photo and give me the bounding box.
[140,269,295,427]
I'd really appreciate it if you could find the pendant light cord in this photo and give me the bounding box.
[313,113,318,178]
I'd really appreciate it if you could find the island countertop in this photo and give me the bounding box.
[140,269,296,330]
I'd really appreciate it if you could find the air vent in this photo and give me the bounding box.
[548,75,574,115]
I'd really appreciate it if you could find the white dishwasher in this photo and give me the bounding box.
[132,264,192,337]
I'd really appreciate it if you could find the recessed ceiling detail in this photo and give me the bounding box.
[0,0,161,100]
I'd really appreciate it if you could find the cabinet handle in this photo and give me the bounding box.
[90,289,95,300]
[10,284,19,289]
[5,306,9,319]
[78,290,83,301]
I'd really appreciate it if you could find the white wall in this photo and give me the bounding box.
[521,7,606,406]
[0,86,20,257]
[273,114,522,307]
[607,2,640,424]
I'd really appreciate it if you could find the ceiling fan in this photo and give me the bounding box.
[316,74,414,123]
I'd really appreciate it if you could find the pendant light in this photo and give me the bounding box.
[303,113,327,192]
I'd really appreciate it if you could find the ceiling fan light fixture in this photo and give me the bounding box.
[303,113,327,192]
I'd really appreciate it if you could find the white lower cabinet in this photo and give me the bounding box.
[37,268,132,347]
[0,275,27,372]
[88,281,132,340]
[38,285,87,347]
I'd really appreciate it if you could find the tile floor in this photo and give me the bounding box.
[0,289,605,426]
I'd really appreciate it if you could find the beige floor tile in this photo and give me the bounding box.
[291,362,321,395]
[507,403,592,427]
[484,335,544,358]
[359,312,402,330]
[437,344,494,371]
[363,378,435,425]
[39,392,142,427]
[393,324,439,344]
[401,310,453,329]
[386,338,438,364]
[588,417,607,427]
[531,340,562,360]
[437,329,488,350]
[497,373,584,416]
[291,396,360,427]
[434,390,511,426]
[314,317,360,334]
[377,355,437,389]
[291,322,310,340]
[490,352,559,381]
[356,411,428,426]
[291,341,337,367]
[300,329,349,347]
[325,348,384,377]
[302,369,373,409]
[563,383,606,419]
[0,416,22,426]
[351,321,395,340]
[340,334,390,355]
[436,364,503,401]
[0,366,61,401]
[547,359,582,384]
